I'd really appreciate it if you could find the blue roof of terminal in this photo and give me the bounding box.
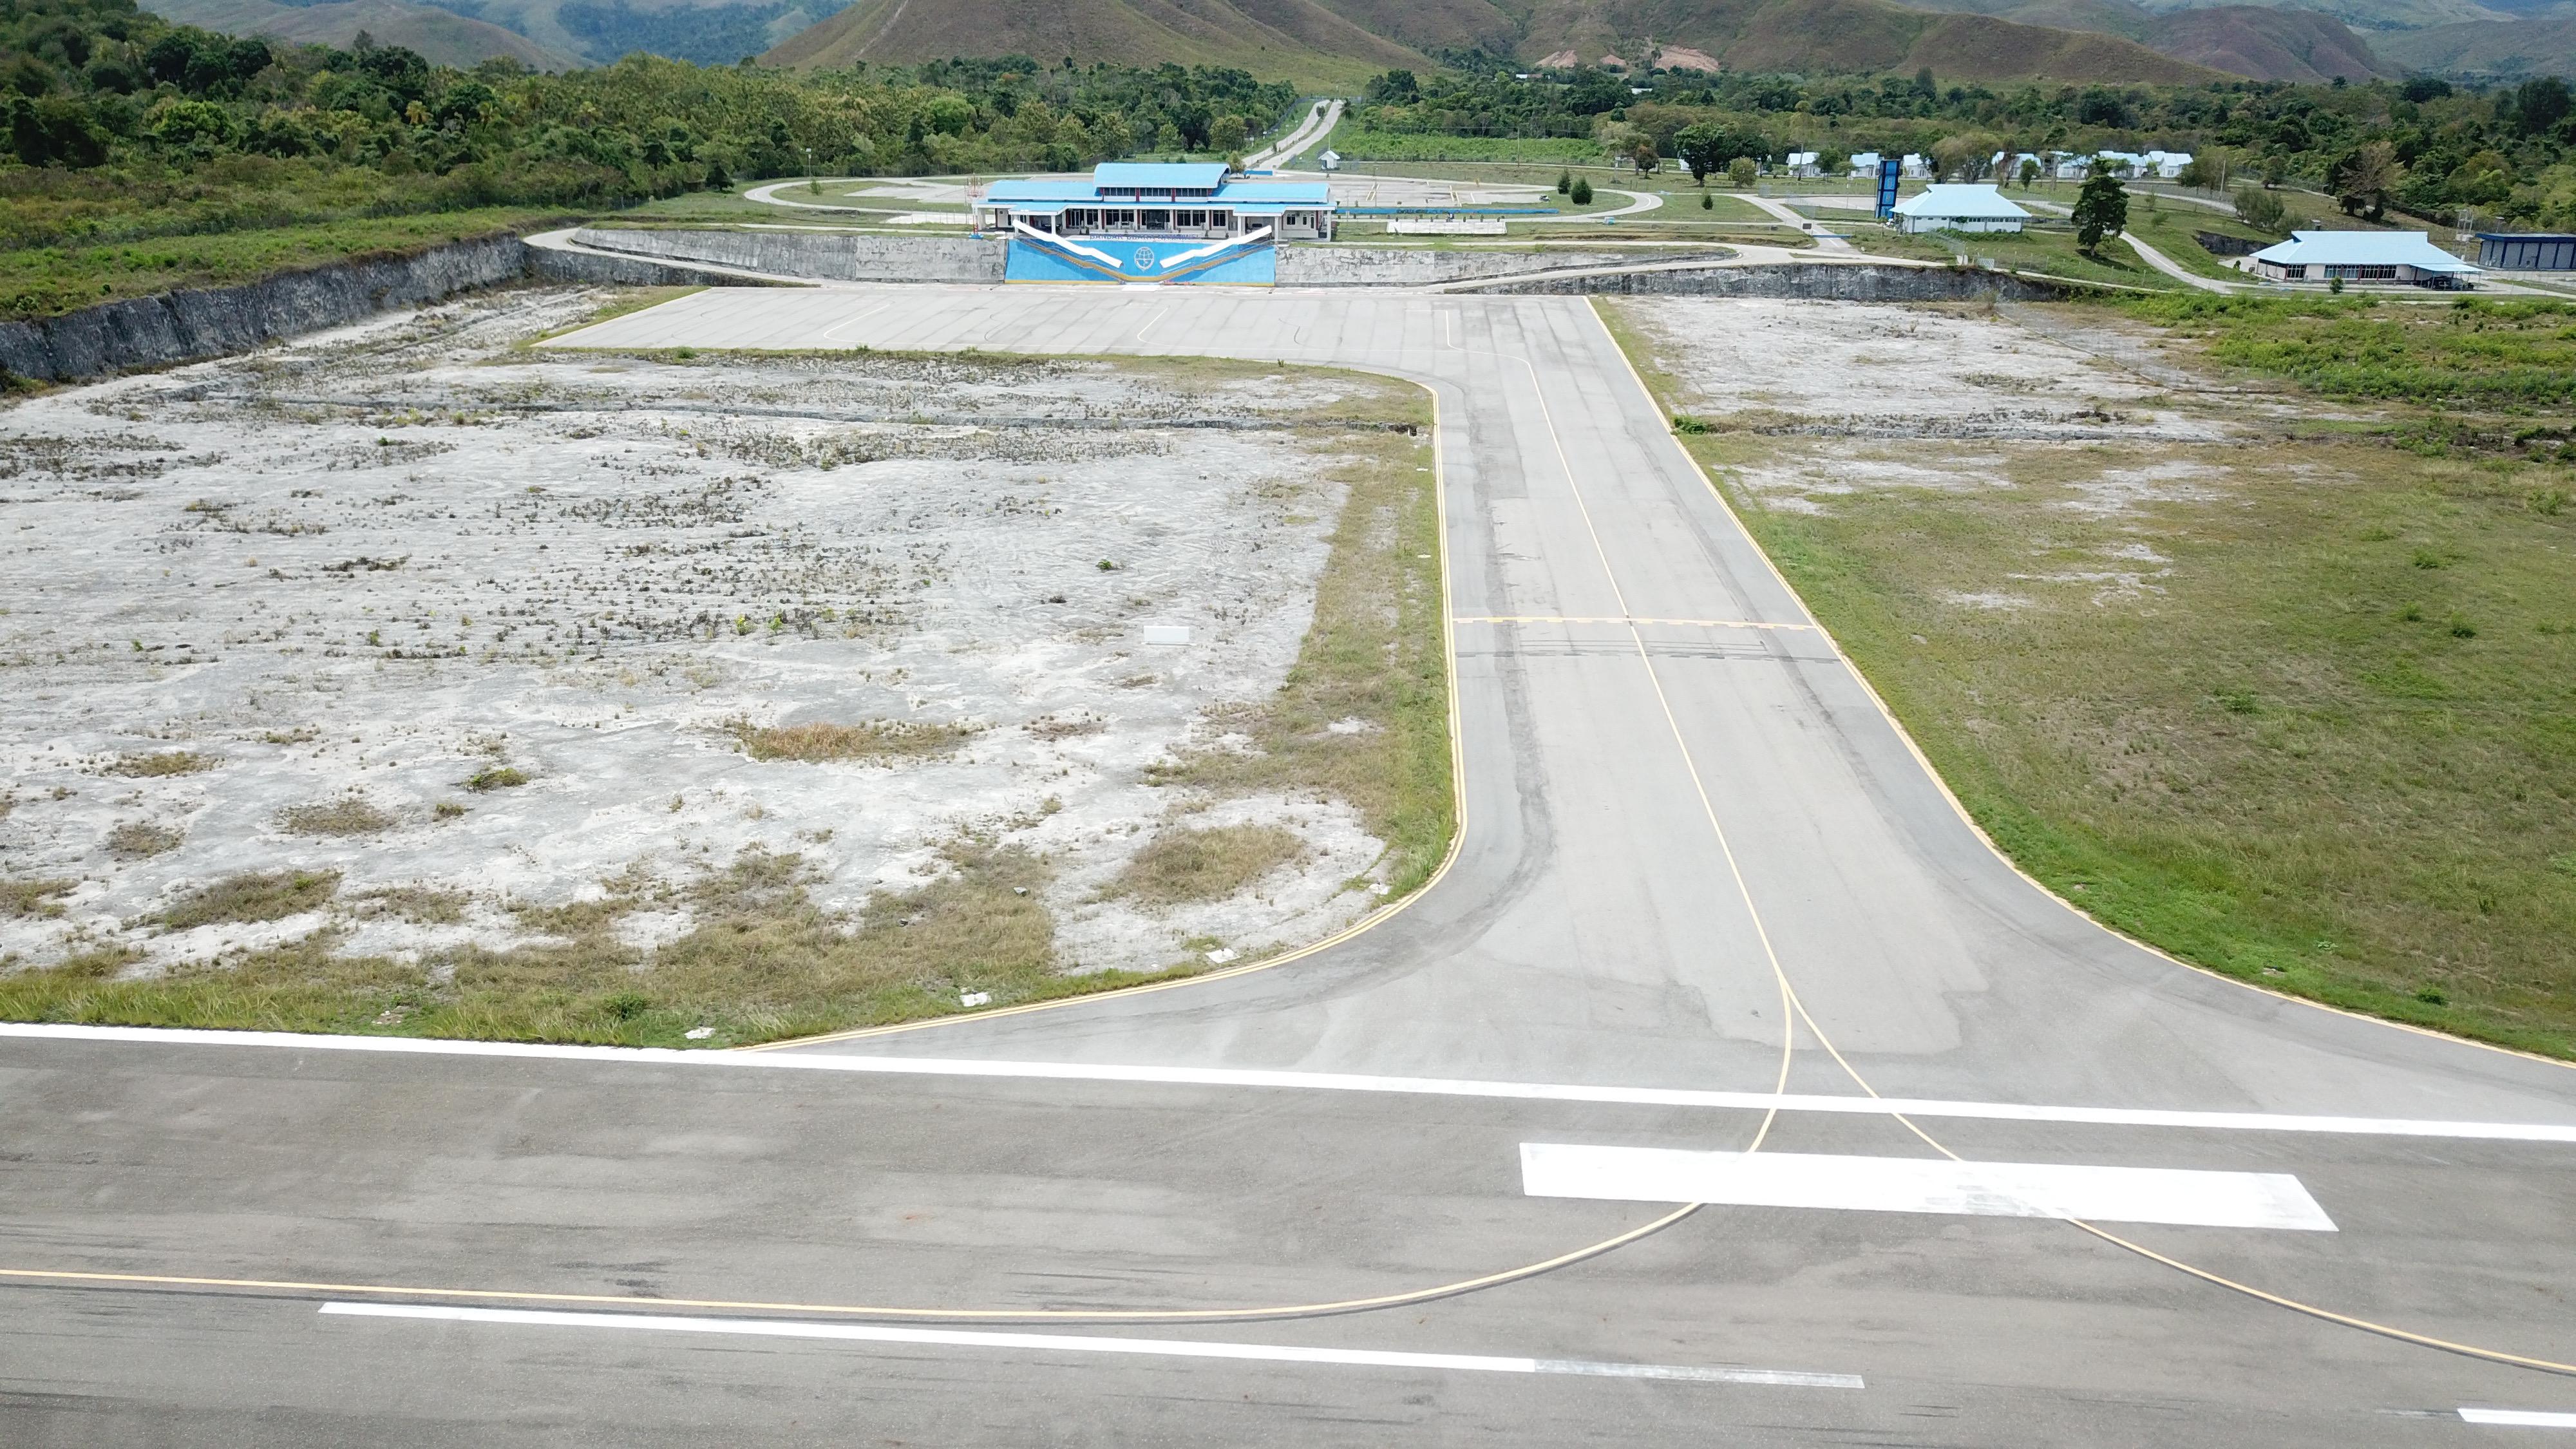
[983,173,1332,211]
[2251,231,2480,272]
[1094,162,1231,191]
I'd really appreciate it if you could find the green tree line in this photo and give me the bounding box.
[0,0,1296,253]
[1357,64,2576,230]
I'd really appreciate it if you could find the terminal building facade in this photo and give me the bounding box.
[974,162,1335,284]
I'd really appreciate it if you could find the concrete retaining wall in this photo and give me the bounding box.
[0,233,773,383]
[0,234,533,383]
[1460,261,2079,301]
[1275,246,1711,287]
[571,227,1003,283]
[562,228,1718,289]
[526,244,764,289]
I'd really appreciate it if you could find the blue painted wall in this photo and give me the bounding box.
[1005,234,1278,285]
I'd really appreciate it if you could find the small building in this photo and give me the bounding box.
[2476,232,2576,271]
[976,162,1335,285]
[1991,150,2046,182]
[2144,149,2193,179]
[1846,151,1882,178]
[1900,153,1931,179]
[2056,150,2141,180]
[1891,184,2030,234]
[1784,150,1820,179]
[2248,231,2482,288]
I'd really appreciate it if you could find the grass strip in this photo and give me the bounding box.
[1596,295,2576,1061]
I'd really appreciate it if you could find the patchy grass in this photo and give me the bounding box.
[355,886,471,926]
[158,869,342,930]
[2115,295,2576,412]
[732,719,976,763]
[464,766,529,792]
[278,797,396,836]
[1151,420,1454,897]
[107,822,183,858]
[0,846,1192,1045]
[4,878,75,919]
[106,750,216,778]
[1111,825,1307,907]
[0,357,1453,1045]
[1602,294,2576,1060]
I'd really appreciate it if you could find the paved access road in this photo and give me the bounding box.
[6,286,2573,1446]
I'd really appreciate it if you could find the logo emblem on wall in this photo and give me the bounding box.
[1133,247,1156,270]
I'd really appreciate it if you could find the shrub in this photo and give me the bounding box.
[279,797,395,835]
[733,719,974,762]
[107,750,214,777]
[1108,824,1305,906]
[158,869,341,929]
[465,766,528,791]
[108,822,182,857]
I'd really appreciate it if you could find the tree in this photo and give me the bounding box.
[1727,155,1756,189]
[1674,122,1719,184]
[1556,168,1571,195]
[2072,169,2128,256]
[2333,140,2401,222]
[1209,114,1246,153]
[1570,175,1593,205]
[1930,131,2000,181]
[2233,183,2287,234]
[1631,138,1658,176]
[2018,156,2041,189]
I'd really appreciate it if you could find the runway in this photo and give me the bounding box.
[5,283,2573,1444]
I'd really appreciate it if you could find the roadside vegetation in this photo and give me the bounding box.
[1149,419,1452,901]
[1354,66,2576,236]
[1602,295,2576,1059]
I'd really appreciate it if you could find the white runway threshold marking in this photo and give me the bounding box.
[8,1024,2576,1146]
[317,1303,1862,1388]
[1522,1144,2338,1231]
[2461,1408,2576,1428]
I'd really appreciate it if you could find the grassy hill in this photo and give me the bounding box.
[2376,6,2576,75]
[1890,0,2392,78]
[1515,0,2226,80]
[2144,3,2392,77]
[2132,0,2515,28]
[761,0,1429,86]
[142,0,585,66]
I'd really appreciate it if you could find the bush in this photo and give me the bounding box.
[1571,175,1593,205]
[2234,184,2288,234]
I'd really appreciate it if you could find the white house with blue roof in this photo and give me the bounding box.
[974,162,1336,285]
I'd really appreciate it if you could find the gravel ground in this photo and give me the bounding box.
[0,286,1399,981]
[1621,298,2235,516]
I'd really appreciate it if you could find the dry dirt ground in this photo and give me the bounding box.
[0,287,1419,1004]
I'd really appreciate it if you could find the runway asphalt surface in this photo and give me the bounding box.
[5,285,2573,1445]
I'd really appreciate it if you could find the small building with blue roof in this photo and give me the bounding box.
[973,162,1336,285]
[2248,231,2482,288]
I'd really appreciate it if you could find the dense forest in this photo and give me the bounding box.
[1358,66,2576,229]
[0,0,1295,252]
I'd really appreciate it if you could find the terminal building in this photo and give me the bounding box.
[2246,231,2482,288]
[974,162,1336,285]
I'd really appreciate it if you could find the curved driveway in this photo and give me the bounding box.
[6,283,2575,1444]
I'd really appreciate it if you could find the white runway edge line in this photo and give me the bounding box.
[317,1303,1864,1388]
[1522,1144,2338,1231]
[6,1024,2575,1146]
[2461,1408,2576,1428]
